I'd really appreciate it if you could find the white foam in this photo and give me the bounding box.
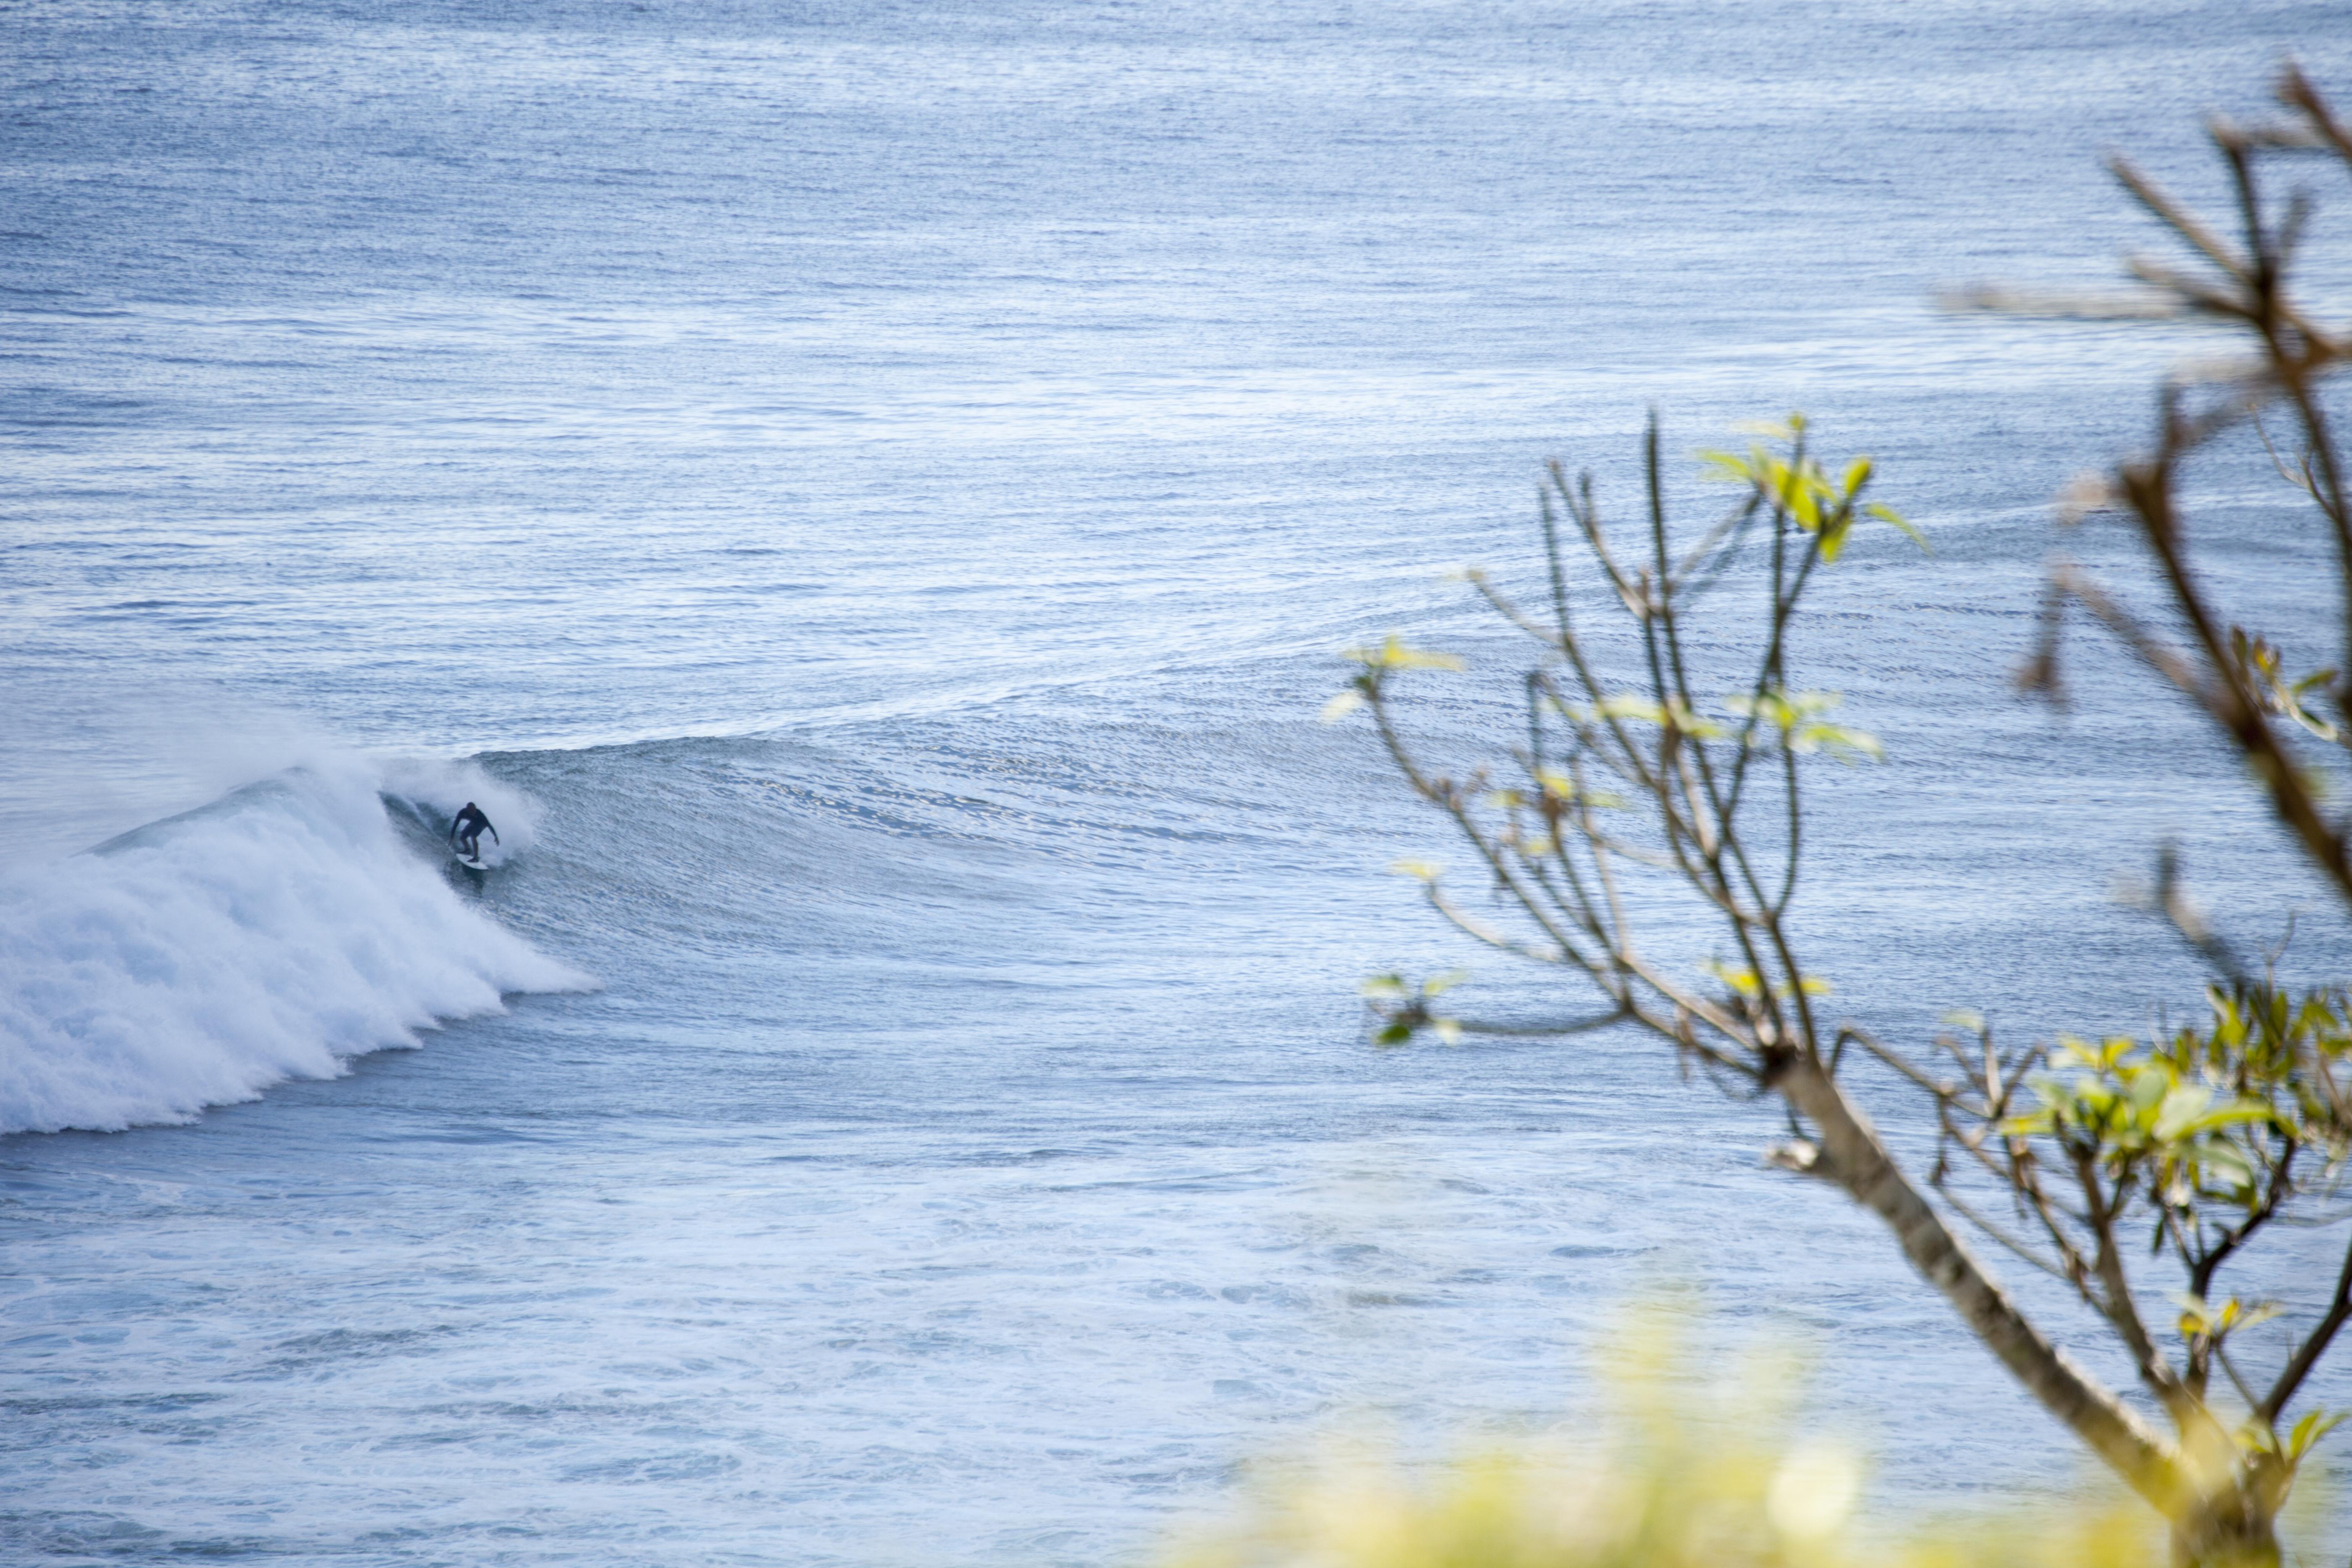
[0,754,595,1135]
[375,753,539,868]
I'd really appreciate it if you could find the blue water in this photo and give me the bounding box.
[6,2,2352,1563]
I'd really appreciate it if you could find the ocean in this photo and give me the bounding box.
[5,2,2351,1563]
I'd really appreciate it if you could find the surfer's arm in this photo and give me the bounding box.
[486,824,500,843]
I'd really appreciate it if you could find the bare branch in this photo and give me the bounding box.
[1932,1179,2073,1284]
[1443,1010,1634,1039]
[2107,153,2250,286]
[2259,1225,2352,1422]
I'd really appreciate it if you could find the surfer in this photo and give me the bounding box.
[450,802,500,862]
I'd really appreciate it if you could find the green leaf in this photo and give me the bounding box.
[1592,693,1725,739]
[1866,502,1930,552]
[1706,959,1764,1000]
[2133,1069,2179,1121]
[2180,1101,2280,1137]
[1594,694,1668,725]
[1787,721,1883,762]
[2288,1409,2346,1465]
[1344,635,1466,672]
[1818,513,1852,564]
[2228,1299,2283,1331]
[1766,458,1830,529]
[2197,1142,2256,1191]
[1320,690,1367,724]
[1698,449,1757,485]
[1531,769,1626,809]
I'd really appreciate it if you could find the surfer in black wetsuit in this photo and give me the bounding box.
[451,802,499,861]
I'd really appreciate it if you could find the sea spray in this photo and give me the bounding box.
[0,754,593,1135]
[377,752,543,869]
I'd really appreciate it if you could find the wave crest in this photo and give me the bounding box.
[0,756,593,1135]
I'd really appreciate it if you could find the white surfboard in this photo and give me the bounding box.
[453,852,490,872]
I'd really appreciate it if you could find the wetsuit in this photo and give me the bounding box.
[451,802,500,860]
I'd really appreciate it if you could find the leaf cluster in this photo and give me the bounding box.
[1911,982,2350,1455]
[1168,1323,2162,1568]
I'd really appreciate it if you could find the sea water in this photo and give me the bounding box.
[5,2,2352,1563]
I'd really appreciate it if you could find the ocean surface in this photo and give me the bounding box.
[6,2,2352,1563]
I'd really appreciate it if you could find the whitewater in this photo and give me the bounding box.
[6,2,2352,1564]
[0,752,584,1135]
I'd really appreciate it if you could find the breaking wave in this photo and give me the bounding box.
[0,753,593,1135]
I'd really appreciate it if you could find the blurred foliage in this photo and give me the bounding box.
[1165,1330,2161,1568]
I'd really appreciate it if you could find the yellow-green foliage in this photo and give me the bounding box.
[1166,1334,2159,1568]
[1168,1450,2156,1568]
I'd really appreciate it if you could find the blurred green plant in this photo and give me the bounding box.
[1167,1326,2157,1568]
[1326,69,2352,1568]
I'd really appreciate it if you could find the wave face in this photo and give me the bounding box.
[0,756,592,1135]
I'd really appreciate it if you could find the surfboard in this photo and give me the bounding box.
[453,852,490,872]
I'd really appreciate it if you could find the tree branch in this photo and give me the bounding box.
[2259,1225,2352,1423]
[1772,1054,2183,1511]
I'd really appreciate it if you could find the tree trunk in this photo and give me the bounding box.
[2171,1514,2281,1568]
[1773,1057,2298,1562]
[1770,1057,2185,1512]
